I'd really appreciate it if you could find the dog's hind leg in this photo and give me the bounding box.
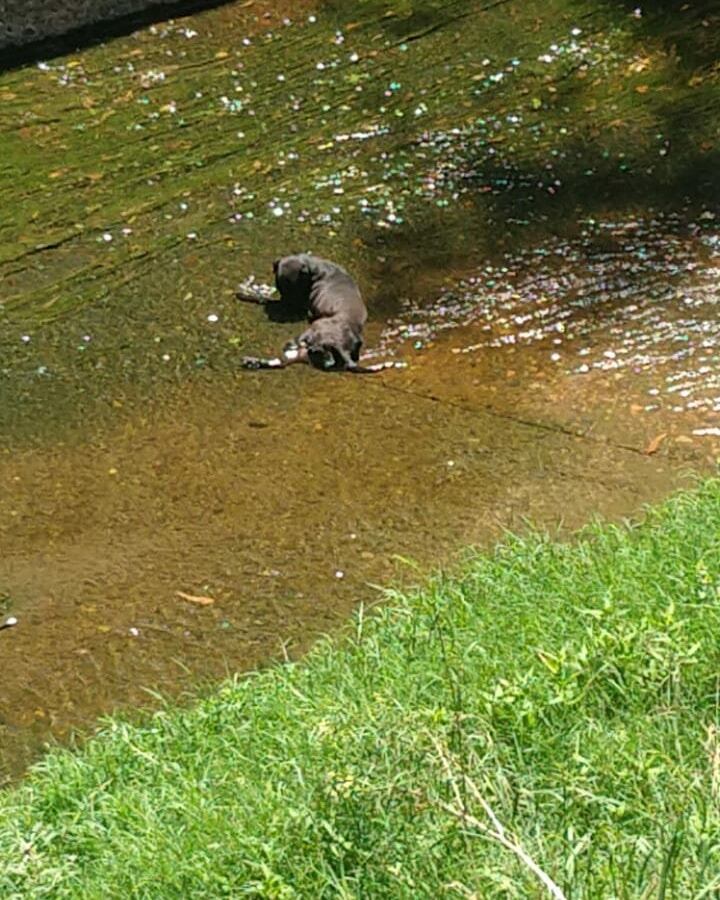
[347,359,408,374]
[240,355,287,370]
[240,340,308,371]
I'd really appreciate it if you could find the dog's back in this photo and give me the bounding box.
[274,254,367,328]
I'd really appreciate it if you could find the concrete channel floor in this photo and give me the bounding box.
[0,0,718,777]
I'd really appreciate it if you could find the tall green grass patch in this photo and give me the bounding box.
[2,481,720,897]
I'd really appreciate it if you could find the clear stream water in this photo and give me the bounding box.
[0,0,718,778]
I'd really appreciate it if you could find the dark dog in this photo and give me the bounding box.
[237,254,399,373]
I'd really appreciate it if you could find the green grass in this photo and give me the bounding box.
[2,482,720,898]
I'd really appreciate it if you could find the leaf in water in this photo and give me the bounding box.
[644,432,668,455]
[176,591,215,606]
[627,56,651,74]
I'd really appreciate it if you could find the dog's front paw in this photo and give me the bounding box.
[241,356,285,370]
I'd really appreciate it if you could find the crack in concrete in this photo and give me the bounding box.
[370,378,657,459]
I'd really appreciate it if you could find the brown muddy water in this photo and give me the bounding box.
[1,0,719,779]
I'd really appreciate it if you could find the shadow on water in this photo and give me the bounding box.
[0,0,718,780]
[360,0,719,300]
[320,0,476,40]
[598,0,720,67]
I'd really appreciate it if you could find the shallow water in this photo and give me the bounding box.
[0,0,718,778]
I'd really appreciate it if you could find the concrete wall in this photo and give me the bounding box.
[0,0,181,50]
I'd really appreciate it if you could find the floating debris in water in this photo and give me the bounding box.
[176,591,215,606]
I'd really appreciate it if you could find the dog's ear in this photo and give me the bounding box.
[272,258,280,275]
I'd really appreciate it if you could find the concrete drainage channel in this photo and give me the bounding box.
[0,0,718,781]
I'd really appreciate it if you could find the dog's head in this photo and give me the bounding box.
[297,330,334,370]
[300,319,360,371]
[273,255,313,288]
